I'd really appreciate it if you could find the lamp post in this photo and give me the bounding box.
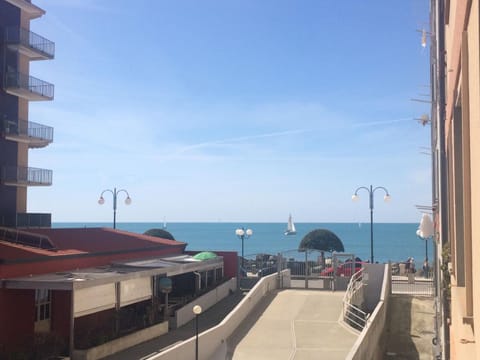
[352,185,391,263]
[417,213,434,276]
[98,187,132,229]
[235,227,253,272]
[193,305,202,360]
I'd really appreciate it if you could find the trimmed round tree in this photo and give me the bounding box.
[143,228,175,241]
[299,229,344,268]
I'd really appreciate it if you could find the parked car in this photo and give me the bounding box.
[320,261,364,277]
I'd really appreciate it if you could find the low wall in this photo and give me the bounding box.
[363,263,386,312]
[346,264,391,360]
[150,270,290,360]
[172,278,237,329]
[72,321,168,360]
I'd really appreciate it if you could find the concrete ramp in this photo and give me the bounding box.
[227,289,358,360]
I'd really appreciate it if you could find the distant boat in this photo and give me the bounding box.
[163,217,167,229]
[284,214,297,235]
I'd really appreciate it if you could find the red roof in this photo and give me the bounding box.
[26,227,186,252]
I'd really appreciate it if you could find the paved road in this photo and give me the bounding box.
[226,289,358,360]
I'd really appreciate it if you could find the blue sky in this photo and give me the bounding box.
[28,0,431,223]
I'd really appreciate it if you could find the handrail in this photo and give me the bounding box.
[2,118,53,142]
[4,71,54,99]
[342,268,368,330]
[5,26,55,58]
[1,166,52,185]
[0,226,55,250]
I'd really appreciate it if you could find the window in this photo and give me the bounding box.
[35,289,51,322]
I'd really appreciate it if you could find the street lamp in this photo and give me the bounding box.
[98,187,132,229]
[235,227,253,271]
[193,305,202,360]
[417,213,434,266]
[352,185,391,263]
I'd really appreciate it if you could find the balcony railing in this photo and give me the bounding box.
[1,166,52,186]
[4,0,45,19]
[16,213,52,229]
[0,224,54,248]
[5,26,55,60]
[4,71,54,100]
[2,118,53,148]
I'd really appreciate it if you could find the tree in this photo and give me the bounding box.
[144,228,175,240]
[299,229,344,268]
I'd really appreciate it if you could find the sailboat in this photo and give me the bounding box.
[163,217,167,229]
[284,214,297,235]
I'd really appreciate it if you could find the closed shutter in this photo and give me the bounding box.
[120,277,152,307]
[74,283,116,318]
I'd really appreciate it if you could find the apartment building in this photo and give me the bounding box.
[434,0,480,358]
[0,0,54,228]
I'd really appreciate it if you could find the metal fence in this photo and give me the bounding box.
[240,250,362,290]
[391,275,434,296]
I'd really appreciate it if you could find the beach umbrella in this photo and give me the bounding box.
[144,228,175,240]
[193,251,217,261]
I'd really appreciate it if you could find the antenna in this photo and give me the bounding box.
[416,28,431,48]
[414,114,431,126]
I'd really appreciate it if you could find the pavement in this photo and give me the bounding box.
[102,285,435,360]
[226,289,358,360]
[384,295,435,359]
[102,291,247,360]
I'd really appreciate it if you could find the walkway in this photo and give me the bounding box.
[102,291,246,360]
[227,289,358,360]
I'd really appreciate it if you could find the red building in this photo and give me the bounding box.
[0,227,237,358]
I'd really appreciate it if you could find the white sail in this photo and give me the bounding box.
[285,214,297,235]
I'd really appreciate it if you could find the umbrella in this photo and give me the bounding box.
[193,251,217,261]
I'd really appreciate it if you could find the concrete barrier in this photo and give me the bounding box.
[346,264,391,360]
[150,270,290,360]
[172,278,236,329]
[72,322,168,360]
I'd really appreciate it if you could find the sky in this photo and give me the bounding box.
[27,0,432,223]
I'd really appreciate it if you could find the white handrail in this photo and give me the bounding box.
[342,268,367,330]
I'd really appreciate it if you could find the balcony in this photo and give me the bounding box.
[1,166,52,186]
[16,213,52,229]
[5,27,55,60]
[4,0,45,19]
[4,71,54,101]
[2,118,53,148]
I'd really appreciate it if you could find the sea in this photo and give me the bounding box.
[53,222,431,268]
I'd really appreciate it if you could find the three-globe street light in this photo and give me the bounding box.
[352,185,391,263]
[193,305,203,360]
[98,187,132,229]
[235,227,253,272]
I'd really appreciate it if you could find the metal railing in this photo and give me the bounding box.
[5,26,55,58]
[1,166,52,186]
[4,71,54,99]
[17,213,52,228]
[342,268,368,331]
[391,274,434,296]
[0,226,54,249]
[2,118,53,143]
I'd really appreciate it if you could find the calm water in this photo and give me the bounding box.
[53,222,431,267]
